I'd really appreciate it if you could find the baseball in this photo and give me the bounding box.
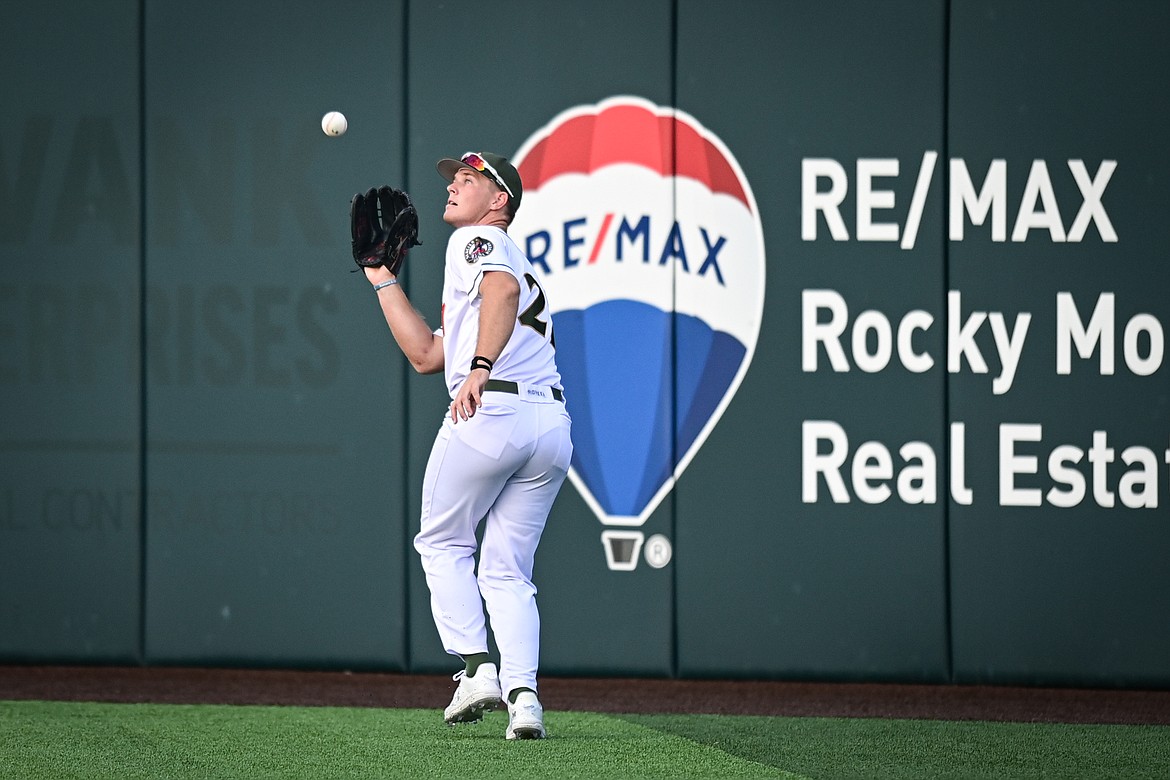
[321,111,347,137]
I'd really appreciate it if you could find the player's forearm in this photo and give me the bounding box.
[475,273,520,363]
[374,284,444,374]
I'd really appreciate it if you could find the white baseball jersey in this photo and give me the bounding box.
[439,225,562,397]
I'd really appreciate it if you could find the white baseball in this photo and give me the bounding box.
[321,111,348,137]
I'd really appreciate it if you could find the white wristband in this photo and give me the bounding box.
[373,278,399,291]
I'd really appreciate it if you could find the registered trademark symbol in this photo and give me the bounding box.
[644,534,672,568]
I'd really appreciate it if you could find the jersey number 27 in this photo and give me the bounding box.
[518,273,555,349]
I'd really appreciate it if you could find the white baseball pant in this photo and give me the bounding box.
[413,390,572,698]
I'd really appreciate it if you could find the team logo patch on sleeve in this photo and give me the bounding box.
[464,237,494,263]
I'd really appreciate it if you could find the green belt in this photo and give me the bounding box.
[484,379,564,402]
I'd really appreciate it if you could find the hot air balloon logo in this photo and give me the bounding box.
[511,96,766,570]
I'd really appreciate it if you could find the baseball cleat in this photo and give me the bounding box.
[505,691,546,739]
[443,663,502,725]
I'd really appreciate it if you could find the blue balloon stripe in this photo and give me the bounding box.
[677,318,745,455]
[555,300,746,519]
[580,302,673,516]
[554,310,611,509]
[634,377,675,515]
[673,312,716,452]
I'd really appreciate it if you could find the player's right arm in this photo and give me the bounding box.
[365,266,444,374]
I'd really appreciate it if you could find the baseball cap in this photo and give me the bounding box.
[437,151,523,212]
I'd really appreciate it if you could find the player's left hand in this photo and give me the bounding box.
[451,370,490,422]
[350,186,420,275]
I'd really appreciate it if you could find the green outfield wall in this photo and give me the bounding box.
[2,0,1167,688]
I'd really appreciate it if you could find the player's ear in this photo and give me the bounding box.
[489,190,510,213]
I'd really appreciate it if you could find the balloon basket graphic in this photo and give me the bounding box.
[601,530,644,572]
[601,530,673,572]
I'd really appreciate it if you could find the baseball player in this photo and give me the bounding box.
[351,152,572,739]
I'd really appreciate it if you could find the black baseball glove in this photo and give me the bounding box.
[350,186,420,275]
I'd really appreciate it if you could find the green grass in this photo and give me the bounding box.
[2,700,1168,779]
